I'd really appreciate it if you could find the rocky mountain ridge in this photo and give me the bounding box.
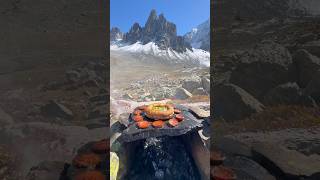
[111,10,192,53]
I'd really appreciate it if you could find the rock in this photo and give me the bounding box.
[213,83,264,121]
[41,100,73,120]
[214,137,252,157]
[252,142,320,178]
[83,79,99,87]
[152,87,174,100]
[224,156,276,180]
[87,106,106,120]
[305,70,320,104]
[297,33,317,44]
[122,93,133,100]
[110,27,123,41]
[123,9,192,53]
[26,161,66,180]
[182,79,202,93]
[302,40,320,58]
[230,41,293,100]
[263,82,317,107]
[201,77,210,93]
[174,88,193,100]
[192,88,207,95]
[65,70,81,83]
[0,107,14,125]
[188,106,209,118]
[292,49,320,87]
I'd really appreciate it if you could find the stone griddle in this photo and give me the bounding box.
[118,105,203,143]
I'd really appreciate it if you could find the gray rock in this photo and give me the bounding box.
[152,87,174,100]
[292,49,320,87]
[297,33,317,44]
[213,83,264,121]
[41,100,73,120]
[305,70,320,104]
[26,161,65,180]
[201,77,210,93]
[65,70,81,83]
[302,40,320,58]
[0,107,13,125]
[188,106,209,118]
[252,142,320,178]
[224,156,276,180]
[192,87,207,95]
[110,27,123,41]
[174,88,193,100]
[263,82,317,107]
[230,41,293,100]
[182,79,201,93]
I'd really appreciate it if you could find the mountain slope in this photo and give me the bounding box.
[184,20,210,51]
[111,42,210,67]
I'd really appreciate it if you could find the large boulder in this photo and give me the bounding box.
[174,88,193,100]
[292,49,320,87]
[252,142,320,178]
[305,70,320,104]
[182,79,202,93]
[230,41,293,100]
[302,40,320,58]
[213,83,264,121]
[263,82,317,107]
[201,77,210,94]
[41,100,74,120]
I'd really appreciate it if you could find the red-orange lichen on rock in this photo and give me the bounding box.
[74,170,105,180]
[72,153,101,168]
[92,139,109,154]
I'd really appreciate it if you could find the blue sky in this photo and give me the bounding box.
[110,0,210,35]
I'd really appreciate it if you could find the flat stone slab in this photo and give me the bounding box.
[252,142,320,177]
[118,105,203,143]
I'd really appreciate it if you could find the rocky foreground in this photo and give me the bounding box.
[212,7,320,179]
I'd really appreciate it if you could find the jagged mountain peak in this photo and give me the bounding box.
[122,9,191,53]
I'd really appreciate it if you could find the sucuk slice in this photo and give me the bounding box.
[74,170,105,180]
[152,120,164,128]
[92,139,109,154]
[133,115,144,122]
[133,110,142,116]
[72,153,101,168]
[137,121,150,129]
[210,150,225,166]
[175,114,184,121]
[168,118,179,127]
[174,109,182,114]
[213,166,236,180]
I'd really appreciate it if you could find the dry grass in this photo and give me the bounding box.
[212,105,320,137]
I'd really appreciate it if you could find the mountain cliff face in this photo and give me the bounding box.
[110,27,123,41]
[123,10,192,53]
[184,20,210,51]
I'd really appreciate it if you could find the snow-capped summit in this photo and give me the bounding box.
[184,20,210,51]
[111,42,210,67]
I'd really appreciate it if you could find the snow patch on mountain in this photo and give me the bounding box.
[111,42,210,67]
[184,20,210,51]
